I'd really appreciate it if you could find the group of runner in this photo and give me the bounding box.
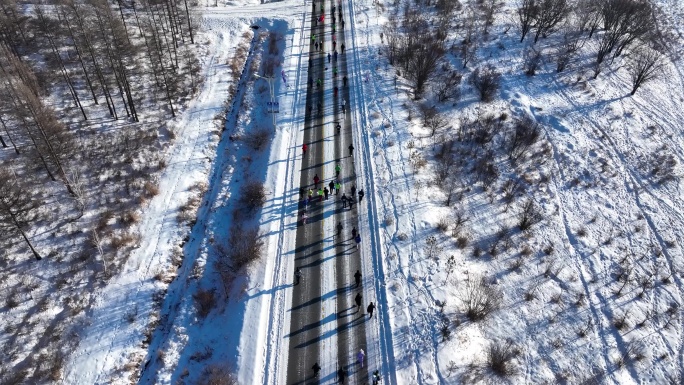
[294,0,383,383]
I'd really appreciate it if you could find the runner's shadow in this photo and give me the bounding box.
[243,283,290,300]
[294,313,366,349]
[336,305,356,319]
[286,313,336,338]
[286,239,324,256]
[289,288,338,312]
[295,247,325,261]
[290,368,335,385]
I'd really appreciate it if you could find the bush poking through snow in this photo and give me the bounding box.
[456,234,470,249]
[459,275,503,321]
[464,339,520,383]
[614,342,647,370]
[507,116,541,164]
[6,297,19,309]
[224,225,264,272]
[144,181,160,198]
[613,312,629,330]
[509,258,524,272]
[193,288,216,319]
[577,319,593,338]
[190,347,214,362]
[424,236,442,259]
[641,151,679,185]
[439,315,452,342]
[239,180,266,212]
[244,126,272,151]
[199,364,238,385]
[517,199,543,231]
[487,340,519,377]
[437,216,451,232]
[179,195,202,223]
[523,48,543,76]
[471,65,501,102]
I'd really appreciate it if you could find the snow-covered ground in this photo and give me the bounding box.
[352,0,684,384]
[52,0,684,384]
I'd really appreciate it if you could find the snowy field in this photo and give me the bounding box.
[3,0,682,383]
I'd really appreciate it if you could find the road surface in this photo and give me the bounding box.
[286,0,369,383]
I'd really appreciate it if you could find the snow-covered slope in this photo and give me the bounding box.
[57,0,684,383]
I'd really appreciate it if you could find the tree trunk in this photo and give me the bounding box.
[36,7,88,120]
[132,2,162,88]
[0,114,20,154]
[60,7,99,105]
[95,10,131,118]
[0,77,57,180]
[183,0,194,43]
[17,224,42,260]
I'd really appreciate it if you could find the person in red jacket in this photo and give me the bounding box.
[313,174,320,187]
[302,143,308,155]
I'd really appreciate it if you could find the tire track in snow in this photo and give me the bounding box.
[261,13,306,385]
[544,74,684,383]
[352,3,446,383]
[530,117,613,381]
[137,29,263,384]
[345,0,396,382]
[73,34,224,385]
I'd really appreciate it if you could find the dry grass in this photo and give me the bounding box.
[179,195,202,223]
[244,126,272,151]
[121,210,141,225]
[436,216,451,232]
[144,181,160,197]
[200,364,239,385]
[239,180,266,212]
[193,288,216,318]
[110,231,140,250]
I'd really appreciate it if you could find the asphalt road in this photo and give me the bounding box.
[286,0,369,383]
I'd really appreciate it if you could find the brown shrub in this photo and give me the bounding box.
[110,232,140,250]
[144,181,160,197]
[226,225,264,271]
[193,288,216,318]
[199,364,238,385]
[121,210,141,225]
[239,180,266,212]
[244,126,272,151]
[179,195,202,223]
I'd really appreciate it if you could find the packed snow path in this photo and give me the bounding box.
[286,0,371,383]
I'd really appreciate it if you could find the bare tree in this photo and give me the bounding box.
[473,150,499,189]
[627,45,665,95]
[0,0,29,55]
[408,37,445,98]
[459,275,503,321]
[555,31,580,72]
[433,70,462,102]
[443,175,461,206]
[478,0,501,36]
[421,105,450,138]
[523,48,543,76]
[436,0,461,18]
[518,199,543,231]
[459,9,478,69]
[382,16,401,66]
[596,0,655,65]
[532,0,568,43]
[471,65,501,102]
[508,115,541,162]
[501,178,524,211]
[574,0,601,38]
[0,169,43,260]
[517,0,538,42]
